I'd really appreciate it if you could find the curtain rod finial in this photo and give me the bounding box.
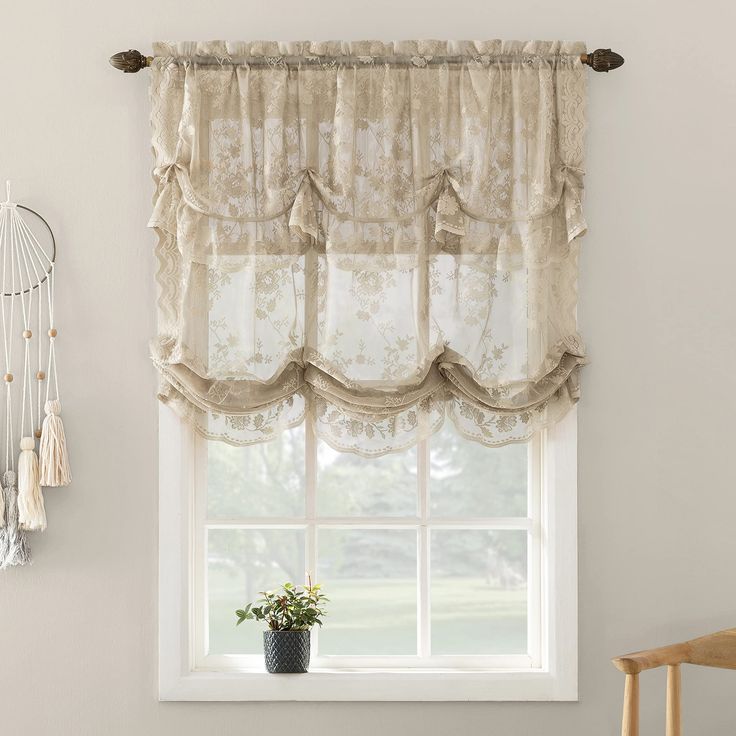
[581,49,624,72]
[109,49,152,73]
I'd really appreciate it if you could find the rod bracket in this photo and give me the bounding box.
[581,48,624,72]
[109,49,152,73]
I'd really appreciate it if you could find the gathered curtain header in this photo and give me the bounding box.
[152,39,585,65]
[149,39,588,455]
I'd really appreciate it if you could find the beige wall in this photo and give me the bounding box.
[1,0,735,733]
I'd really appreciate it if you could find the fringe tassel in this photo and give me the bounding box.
[18,437,46,532]
[39,399,71,487]
[0,479,4,528]
[0,471,31,568]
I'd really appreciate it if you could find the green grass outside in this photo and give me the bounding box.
[208,570,527,656]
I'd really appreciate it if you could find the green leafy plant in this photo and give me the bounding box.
[235,578,328,631]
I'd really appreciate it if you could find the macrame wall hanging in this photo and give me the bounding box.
[0,182,71,569]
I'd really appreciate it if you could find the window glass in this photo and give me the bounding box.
[430,530,527,655]
[317,441,417,517]
[207,528,306,655]
[317,529,417,655]
[207,425,305,519]
[201,425,537,663]
[430,423,527,517]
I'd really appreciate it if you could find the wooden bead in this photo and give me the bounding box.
[36,371,45,381]
[48,328,57,338]
[22,330,32,339]
[3,373,12,383]
[34,429,42,439]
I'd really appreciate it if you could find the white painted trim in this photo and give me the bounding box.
[204,517,533,528]
[200,652,534,671]
[541,407,579,700]
[160,667,570,702]
[416,437,430,659]
[159,403,195,695]
[159,405,578,701]
[527,430,543,669]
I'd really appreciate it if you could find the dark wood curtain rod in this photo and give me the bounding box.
[110,48,624,74]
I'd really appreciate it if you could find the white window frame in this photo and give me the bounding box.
[159,404,578,701]
[199,424,540,672]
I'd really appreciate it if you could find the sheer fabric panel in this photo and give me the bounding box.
[149,40,588,455]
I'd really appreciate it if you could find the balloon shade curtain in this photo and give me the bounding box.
[149,40,588,456]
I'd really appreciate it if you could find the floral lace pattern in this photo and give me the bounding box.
[149,40,588,455]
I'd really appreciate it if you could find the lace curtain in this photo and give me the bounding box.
[149,40,588,456]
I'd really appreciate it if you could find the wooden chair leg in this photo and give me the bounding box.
[666,664,682,736]
[622,673,640,736]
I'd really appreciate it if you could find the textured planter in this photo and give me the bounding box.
[263,630,311,673]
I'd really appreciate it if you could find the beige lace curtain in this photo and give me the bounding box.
[149,40,588,456]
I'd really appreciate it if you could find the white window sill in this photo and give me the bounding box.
[160,667,577,702]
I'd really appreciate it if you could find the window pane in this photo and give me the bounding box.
[316,441,417,517]
[317,529,417,655]
[207,528,306,655]
[431,530,527,655]
[207,424,305,519]
[430,423,528,517]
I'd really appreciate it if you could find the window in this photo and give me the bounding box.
[204,421,533,667]
[159,406,578,701]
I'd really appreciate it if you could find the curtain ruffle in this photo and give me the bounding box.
[149,168,584,275]
[155,356,583,455]
[149,40,588,454]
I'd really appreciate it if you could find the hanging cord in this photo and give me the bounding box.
[14,209,48,437]
[13,210,57,404]
[7,201,46,530]
[0,206,8,474]
[0,202,18,473]
[9,209,34,444]
[40,269,58,402]
[0,205,8,527]
[0,192,31,561]
[36,255,43,436]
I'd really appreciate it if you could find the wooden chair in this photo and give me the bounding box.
[612,628,736,735]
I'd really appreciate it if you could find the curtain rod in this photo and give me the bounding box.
[109,48,624,73]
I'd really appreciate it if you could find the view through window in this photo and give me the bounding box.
[201,420,540,668]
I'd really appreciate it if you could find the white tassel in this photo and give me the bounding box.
[0,471,31,567]
[18,437,46,532]
[39,399,71,487]
[0,481,5,528]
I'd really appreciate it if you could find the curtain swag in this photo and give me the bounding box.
[149,40,589,456]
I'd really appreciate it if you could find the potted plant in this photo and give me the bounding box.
[235,579,328,673]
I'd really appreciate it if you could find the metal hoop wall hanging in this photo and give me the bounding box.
[1,205,56,297]
[0,181,72,568]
